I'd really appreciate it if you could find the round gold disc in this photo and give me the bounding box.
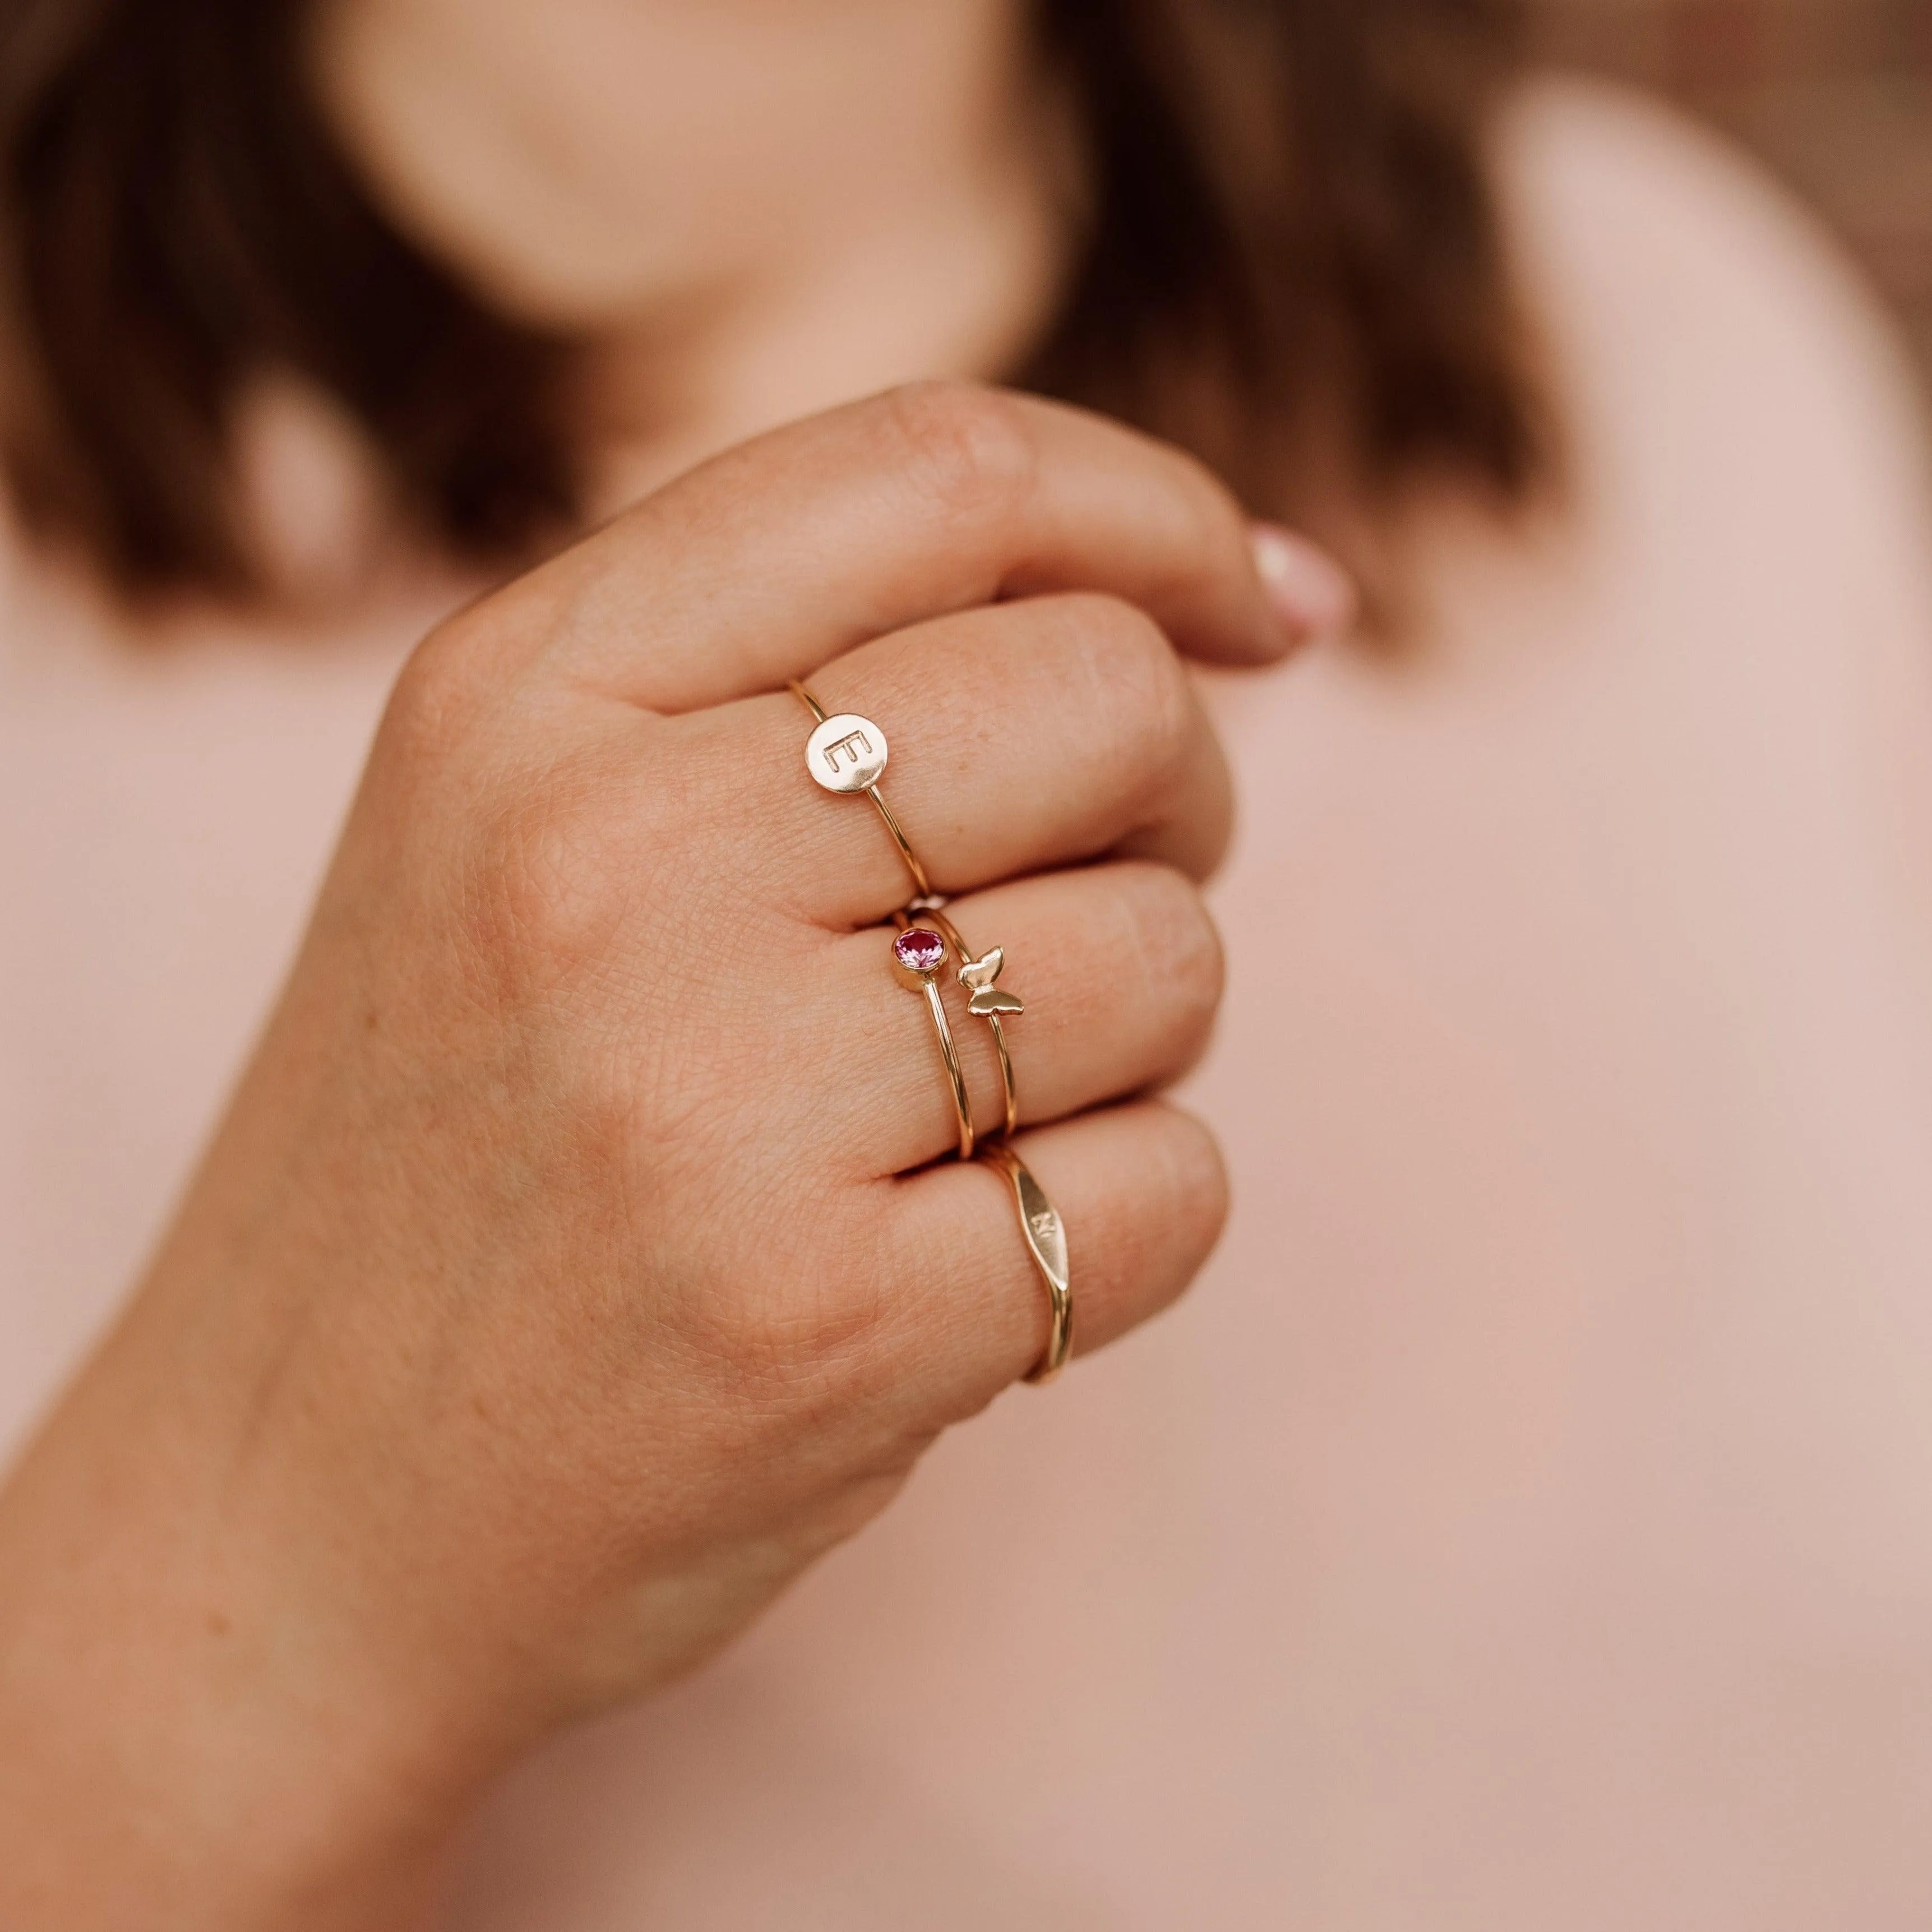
[805,713,889,794]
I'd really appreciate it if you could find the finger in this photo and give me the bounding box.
[811,863,1222,1176]
[672,592,1233,926]
[877,1102,1228,1417]
[485,384,1327,708]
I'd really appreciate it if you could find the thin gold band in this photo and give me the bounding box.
[893,916,1062,1379]
[889,925,976,1162]
[791,681,932,899]
[892,937,1069,1380]
[918,967,977,1163]
[895,905,1019,1139]
[796,676,1066,1385]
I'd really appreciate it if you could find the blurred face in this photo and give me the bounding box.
[312,0,1055,329]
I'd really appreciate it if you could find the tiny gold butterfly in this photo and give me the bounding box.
[958,947,1024,1017]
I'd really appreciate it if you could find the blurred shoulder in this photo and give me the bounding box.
[1493,73,1932,540]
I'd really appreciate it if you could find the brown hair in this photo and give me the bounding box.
[0,0,1537,603]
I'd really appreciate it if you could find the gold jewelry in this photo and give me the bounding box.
[890,924,975,1161]
[895,905,1022,1139]
[982,1143,1073,1383]
[792,682,932,900]
[795,684,1062,1377]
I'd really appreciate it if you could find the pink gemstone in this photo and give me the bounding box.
[893,927,946,976]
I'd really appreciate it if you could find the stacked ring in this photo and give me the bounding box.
[792,679,1073,1385]
[895,905,1021,1140]
[888,922,976,1162]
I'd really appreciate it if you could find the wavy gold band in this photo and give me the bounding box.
[982,1143,1074,1383]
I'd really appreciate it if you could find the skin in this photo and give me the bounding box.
[0,17,1349,1917]
[309,0,1081,502]
[10,1,1931,1927]
[0,382,1341,1925]
[0,7,1374,1921]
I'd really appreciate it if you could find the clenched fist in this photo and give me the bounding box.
[0,385,1341,1930]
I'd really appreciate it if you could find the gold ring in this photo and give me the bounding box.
[981,1143,1073,1383]
[890,924,975,1161]
[894,905,1022,1139]
[797,682,1061,1378]
[792,682,931,900]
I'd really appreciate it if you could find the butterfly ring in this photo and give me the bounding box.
[893,905,1022,1138]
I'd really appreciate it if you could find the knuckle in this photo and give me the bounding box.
[877,380,1038,523]
[1121,867,1224,1036]
[382,580,562,776]
[1161,1110,1231,1252]
[1119,1111,1229,1281]
[659,1202,900,1403]
[382,617,493,772]
[1057,595,1194,797]
[1075,1108,1230,1348]
[1151,445,1247,588]
[463,762,628,997]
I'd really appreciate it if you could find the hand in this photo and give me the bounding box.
[0,385,1338,1929]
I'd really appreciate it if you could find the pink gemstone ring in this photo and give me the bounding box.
[890,926,948,981]
[899,906,1023,1141]
[887,923,974,1160]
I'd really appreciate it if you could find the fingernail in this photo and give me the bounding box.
[1250,523,1358,643]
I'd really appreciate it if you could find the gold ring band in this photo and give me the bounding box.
[797,680,1065,1384]
[792,681,931,900]
[895,905,1020,1140]
[890,925,975,1161]
[981,1143,1073,1383]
